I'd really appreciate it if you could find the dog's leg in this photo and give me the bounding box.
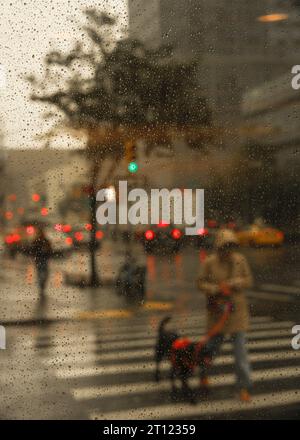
[181,376,196,405]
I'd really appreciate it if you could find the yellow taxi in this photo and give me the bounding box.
[236,225,284,247]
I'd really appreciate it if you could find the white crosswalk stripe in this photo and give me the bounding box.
[32,327,291,358]
[40,319,292,347]
[38,314,300,419]
[53,350,299,379]
[43,337,294,366]
[248,283,300,302]
[260,284,300,296]
[73,366,300,401]
[40,321,293,364]
[90,390,300,420]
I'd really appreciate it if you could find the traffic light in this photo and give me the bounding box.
[125,140,138,173]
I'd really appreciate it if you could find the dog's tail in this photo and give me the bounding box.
[158,316,172,335]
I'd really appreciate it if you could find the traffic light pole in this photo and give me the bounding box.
[89,162,101,287]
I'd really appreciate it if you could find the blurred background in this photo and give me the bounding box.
[0,0,299,420]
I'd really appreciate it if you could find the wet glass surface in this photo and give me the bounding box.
[0,0,299,420]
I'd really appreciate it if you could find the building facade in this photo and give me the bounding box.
[128,0,300,124]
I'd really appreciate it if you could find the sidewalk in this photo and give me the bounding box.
[0,241,128,325]
[0,240,205,326]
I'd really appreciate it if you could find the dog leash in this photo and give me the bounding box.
[194,297,233,356]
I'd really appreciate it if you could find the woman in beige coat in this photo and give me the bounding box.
[198,229,253,402]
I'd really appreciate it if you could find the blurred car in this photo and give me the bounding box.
[236,225,284,247]
[58,223,104,250]
[4,225,38,257]
[4,227,23,257]
[188,219,219,248]
[139,222,184,254]
[3,222,94,258]
[190,227,215,248]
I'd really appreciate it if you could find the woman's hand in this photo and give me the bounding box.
[219,282,232,296]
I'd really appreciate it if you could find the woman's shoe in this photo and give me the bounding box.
[239,388,251,402]
[199,377,210,397]
[200,377,210,388]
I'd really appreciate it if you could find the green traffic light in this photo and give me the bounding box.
[128,162,138,173]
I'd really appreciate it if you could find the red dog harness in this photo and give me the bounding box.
[170,297,233,375]
[171,338,195,374]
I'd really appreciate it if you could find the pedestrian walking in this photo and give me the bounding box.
[198,228,253,402]
[29,228,53,301]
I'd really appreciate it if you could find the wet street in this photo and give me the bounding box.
[0,241,299,419]
[1,0,300,426]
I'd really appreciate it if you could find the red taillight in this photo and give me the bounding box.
[197,228,208,236]
[7,233,21,243]
[145,230,155,240]
[26,226,35,235]
[32,193,40,202]
[62,224,72,233]
[13,234,21,242]
[74,232,83,242]
[171,228,182,240]
[96,231,104,240]
[5,235,14,244]
[65,237,73,245]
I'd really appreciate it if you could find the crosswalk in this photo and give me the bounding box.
[247,282,300,303]
[34,312,300,420]
[260,284,300,296]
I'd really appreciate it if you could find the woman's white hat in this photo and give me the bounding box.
[215,228,238,249]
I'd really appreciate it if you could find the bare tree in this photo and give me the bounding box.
[28,9,211,286]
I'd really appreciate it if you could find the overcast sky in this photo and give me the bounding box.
[0,0,127,149]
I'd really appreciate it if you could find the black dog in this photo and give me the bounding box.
[154,298,233,403]
[154,316,198,402]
